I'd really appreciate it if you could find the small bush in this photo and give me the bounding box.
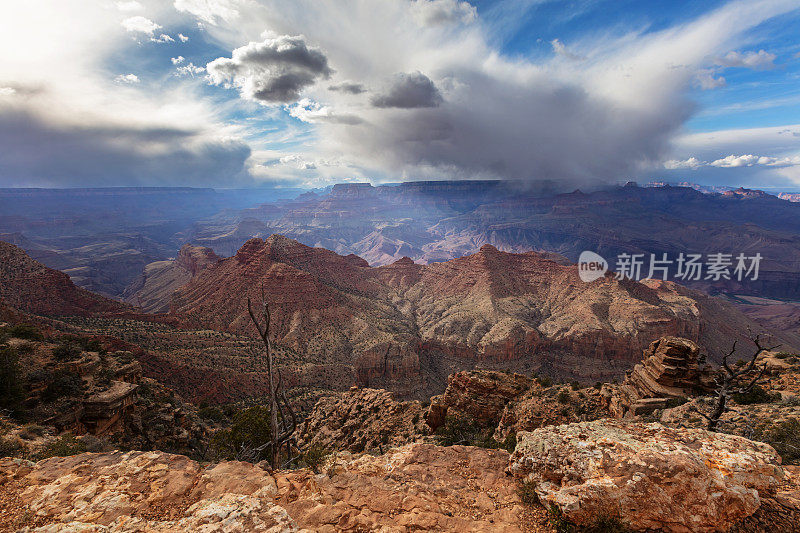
[664,396,688,408]
[211,406,272,461]
[0,345,25,414]
[5,324,43,341]
[18,424,47,440]
[585,515,631,533]
[752,418,800,465]
[557,390,571,404]
[0,436,22,458]
[732,385,781,405]
[199,406,224,422]
[37,433,87,459]
[42,371,84,402]
[517,480,538,506]
[538,376,553,387]
[570,381,582,391]
[548,504,575,533]
[302,443,331,473]
[52,341,82,362]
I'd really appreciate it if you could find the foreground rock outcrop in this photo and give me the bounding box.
[509,420,785,532]
[0,444,531,533]
[426,371,531,431]
[603,336,716,417]
[296,387,427,453]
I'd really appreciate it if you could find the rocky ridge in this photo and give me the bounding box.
[169,235,794,395]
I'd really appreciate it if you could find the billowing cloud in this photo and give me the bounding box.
[178,33,189,42]
[410,0,477,26]
[710,154,800,167]
[171,56,185,65]
[664,154,800,169]
[370,72,442,109]
[173,0,239,25]
[715,49,776,69]
[206,35,332,103]
[121,16,161,36]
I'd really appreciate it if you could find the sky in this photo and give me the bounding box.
[1,0,799,190]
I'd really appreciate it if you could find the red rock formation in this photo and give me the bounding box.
[0,240,127,316]
[170,235,795,395]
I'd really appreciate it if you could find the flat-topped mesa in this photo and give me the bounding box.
[604,336,717,417]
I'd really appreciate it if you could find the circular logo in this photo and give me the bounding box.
[578,251,608,282]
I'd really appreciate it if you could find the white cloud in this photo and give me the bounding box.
[115,1,143,11]
[152,33,175,43]
[175,62,205,77]
[550,38,585,61]
[695,69,726,90]
[206,34,332,103]
[121,16,161,37]
[114,73,140,84]
[664,157,704,170]
[178,33,189,42]
[715,49,777,69]
[710,154,800,167]
[171,56,185,65]
[173,0,239,25]
[0,87,17,97]
[286,98,362,124]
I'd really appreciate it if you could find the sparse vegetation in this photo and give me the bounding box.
[210,405,273,461]
[731,384,781,405]
[52,340,83,361]
[36,433,87,459]
[301,443,331,472]
[1,324,43,341]
[664,396,688,408]
[752,418,800,465]
[0,344,25,415]
[42,370,84,402]
[557,390,571,404]
[518,480,538,506]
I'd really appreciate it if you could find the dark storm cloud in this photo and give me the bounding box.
[0,108,252,187]
[328,81,366,94]
[207,35,333,103]
[370,72,443,109]
[336,69,692,183]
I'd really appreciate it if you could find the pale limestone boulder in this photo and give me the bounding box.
[508,420,784,532]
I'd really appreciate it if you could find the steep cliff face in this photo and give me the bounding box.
[123,244,220,313]
[170,236,795,397]
[0,241,127,316]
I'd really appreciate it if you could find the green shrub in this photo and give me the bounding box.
[37,433,87,459]
[570,381,582,391]
[0,345,25,414]
[517,480,538,506]
[732,385,781,405]
[42,371,84,402]
[664,396,689,408]
[538,376,553,387]
[435,415,482,446]
[199,406,224,422]
[4,324,42,341]
[302,443,331,473]
[0,436,22,458]
[557,390,571,404]
[52,341,82,361]
[18,424,47,440]
[752,418,800,465]
[211,406,272,461]
[547,504,575,533]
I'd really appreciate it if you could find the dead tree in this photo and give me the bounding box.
[695,334,779,432]
[247,293,297,468]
